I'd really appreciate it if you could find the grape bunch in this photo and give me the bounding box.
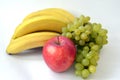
[62,15,108,78]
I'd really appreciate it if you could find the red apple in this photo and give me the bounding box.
[42,36,76,72]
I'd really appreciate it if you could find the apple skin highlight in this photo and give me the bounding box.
[42,36,76,72]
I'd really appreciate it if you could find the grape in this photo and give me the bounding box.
[85,30,91,35]
[73,18,80,27]
[69,26,76,32]
[74,29,81,35]
[91,45,99,51]
[75,35,80,41]
[79,15,85,24]
[89,65,96,73]
[90,57,97,66]
[81,50,88,57]
[91,32,97,38]
[75,63,84,70]
[78,26,85,32]
[81,33,88,40]
[61,15,108,79]
[98,29,107,36]
[75,70,81,76]
[88,50,95,55]
[83,46,89,52]
[102,36,108,44]
[84,16,90,23]
[82,58,89,66]
[86,52,93,59]
[89,42,95,47]
[85,24,92,31]
[93,24,101,32]
[94,54,99,61]
[81,69,90,78]
[66,32,72,38]
[76,54,83,62]
[79,40,85,46]
[95,36,103,44]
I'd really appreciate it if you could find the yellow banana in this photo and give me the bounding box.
[6,32,60,54]
[23,9,70,24]
[12,15,67,39]
[23,8,75,23]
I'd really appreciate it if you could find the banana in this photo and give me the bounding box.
[23,9,70,24]
[12,15,67,39]
[23,8,75,23]
[6,32,60,54]
[6,8,75,54]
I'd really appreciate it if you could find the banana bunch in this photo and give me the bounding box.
[6,8,75,54]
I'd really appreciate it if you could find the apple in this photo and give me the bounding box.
[42,36,76,72]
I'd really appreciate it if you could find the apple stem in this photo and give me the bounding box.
[56,36,60,45]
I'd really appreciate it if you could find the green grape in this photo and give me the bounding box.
[73,18,79,25]
[69,25,76,32]
[81,69,90,78]
[90,57,97,66]
[66,32,72,38]
[81,50,88,57]
[75,63,84,70]
[97,23,102,29]
[93,24,101,32]
[84,16,90,23]
[103,39,108,45]
[83,46,89,52]
[79,15,85,24]
[88,65,96,73]
[89,42,95,47]
[102,35,108,45]
[79,15,85,19]
[75,70,81,76]
[95,36,103,44]
[75,35,80,41]
[94,53,99,61]
[82,58,89,66]
[81,33,88,40]
[74,29,81,35]
[79,40,85,46]
[76,54,83,62]
[92,23,97,26]
[86,50,95,59]
[91,45,99,51]
[85,37,90,42]
[103,35,108,39]
[98,29,107,36]
[86,52,93,59]
[85,30,91,35]
[79,26,85,32]
[88,50,95,55]
[85,24,92,31]
[91,32,97,38]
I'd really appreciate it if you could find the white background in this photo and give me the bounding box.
[0,0,120,80]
